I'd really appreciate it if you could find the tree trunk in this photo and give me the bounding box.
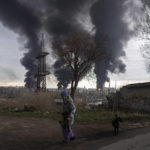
[70,79,78,100]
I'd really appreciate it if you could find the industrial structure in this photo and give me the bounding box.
[35,35,50,91]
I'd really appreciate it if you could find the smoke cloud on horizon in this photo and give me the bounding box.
[90,0,142,88]
[0,0,143,88]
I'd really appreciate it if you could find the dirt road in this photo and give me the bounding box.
[0,115,150,150]
[99,131,150,150]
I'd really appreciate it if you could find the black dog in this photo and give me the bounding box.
[112,114,123,135]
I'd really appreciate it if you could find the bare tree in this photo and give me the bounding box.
[52,33,103,99]
[139,0,150,71]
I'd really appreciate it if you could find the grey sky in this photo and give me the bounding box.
[110,39,150,80]
[0,22,26,86]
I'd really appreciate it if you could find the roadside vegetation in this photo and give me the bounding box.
[0,89,150,123]
[0,109,150,123]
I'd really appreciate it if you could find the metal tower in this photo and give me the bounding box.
[35,34,50,91]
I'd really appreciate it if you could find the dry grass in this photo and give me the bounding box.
[18,91,62,112]
[0,91,62,112]
[0,91,88,112]
[0,89,100,112]
[0,90,150,123]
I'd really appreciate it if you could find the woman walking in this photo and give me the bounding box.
[60,90,76,143]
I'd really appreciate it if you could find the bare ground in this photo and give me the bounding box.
[0,115,150,150]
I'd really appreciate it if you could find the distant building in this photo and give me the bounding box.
[120,82,150,98]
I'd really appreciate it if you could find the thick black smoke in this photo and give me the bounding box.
[45,0,89,38]
[44,0,90,88]
[54,60,73,89]
[0,0,142,89]
[45,0,142,89]
[90,0,141,89]
[0,0,41,88]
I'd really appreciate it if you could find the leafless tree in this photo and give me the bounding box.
[141,1,150,37]
[139,0,150,71]
[52,33,104,99]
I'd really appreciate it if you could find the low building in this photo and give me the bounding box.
[118,82,150,112]
[120,82,150,99]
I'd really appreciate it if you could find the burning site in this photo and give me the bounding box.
[0,0,150,149]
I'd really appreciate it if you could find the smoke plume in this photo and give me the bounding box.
[53,60,73,89]
[90,0,142,89]
[45,0,142,89]
[0,0,142,89]
[44,0,90,88]
[0,0,41,88]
